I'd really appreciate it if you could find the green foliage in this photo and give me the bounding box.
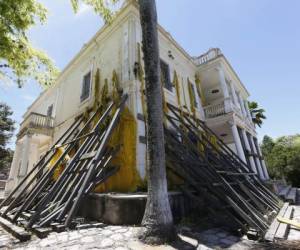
[0,0,59,87]
[0,148,13,175]
[0,103,15,171]
[262,134,300,187]
[70,0,122,23]
[248,101,266,127]
[261,135,274,156]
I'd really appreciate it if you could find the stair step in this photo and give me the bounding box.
[286,188,297,204]
[279,186,291,199]
[265,202,289,241]
[275,206,294,240]
[265,202,295,242]
[297,188,300,204]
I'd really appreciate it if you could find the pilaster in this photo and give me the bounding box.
[18,133,32,178]
[229,80,240,109]
[237,92,247,117]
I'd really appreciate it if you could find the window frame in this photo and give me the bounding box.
[80,71,92,103]
[47,104,53,117]
[190,82,198,108]
[160,59,173,92]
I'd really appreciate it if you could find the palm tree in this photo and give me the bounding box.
[248,101,266,127]
[137,0,175,244]
[70,0,175,244]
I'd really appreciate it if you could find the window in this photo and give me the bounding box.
[17,161,22,177]
[160,60,172,91]
[47,104,53,117]
[81,71,91,102]
[190,83,198,108]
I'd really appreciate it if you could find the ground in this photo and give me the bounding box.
[0,195,299,249]
[0,214,299,249]
[0,224,261,250]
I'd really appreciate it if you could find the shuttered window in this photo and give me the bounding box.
[81,71,91,102]
[191,83,198,108]
[47,104,53,117]
[160,60,172,91]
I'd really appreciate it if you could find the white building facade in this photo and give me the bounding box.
[5,1,269,195]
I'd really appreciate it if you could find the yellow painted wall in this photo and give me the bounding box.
[94,106,142,192]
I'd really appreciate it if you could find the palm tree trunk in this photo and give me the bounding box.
[137,0,175,245]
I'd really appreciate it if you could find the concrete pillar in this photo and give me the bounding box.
[241,129,257,174]
[217,67,231,113]
[229,122,247,164]
[254,138,270,180]
[249,135,265,180]
[229,81,240,108]
[8,142,21,179]
[260,160,269,180]
[5,141,22,195]
[19,133,32,178]
[237,92,247,117]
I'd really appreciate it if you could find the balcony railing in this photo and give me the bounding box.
[204,100,226,119]
[193,48,222,65]
[18,112,54,138]
[203,99,256,129]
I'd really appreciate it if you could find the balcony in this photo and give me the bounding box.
[204,100,226,119]
[203,98,256,129]
[17,112,54,138]
[193,48,222,65]
[204,97,244,118]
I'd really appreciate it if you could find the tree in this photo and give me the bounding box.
[0,103,15,175]
[137,0,175,244]
[248,101,266,127]
[70,0,175,244]
[261,134,300,187]
[0,0,59,87]
[261,135,274,156]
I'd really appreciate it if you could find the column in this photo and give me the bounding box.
[237,92,247,117]
[217,67,231,113]
[241,129,257,174]
[19,133,32,178]
[261,160,270,180]
[254,138,270,180]
[5,141,22,195]
[229,81,240,108]
[249,135,265,180]
[229,122,247,164]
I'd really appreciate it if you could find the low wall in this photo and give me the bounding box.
[80,192,200,225]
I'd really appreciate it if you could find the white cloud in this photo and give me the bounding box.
[76,3,92,17]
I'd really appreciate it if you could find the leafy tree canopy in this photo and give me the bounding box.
[262,134,300,187]
[70,0,122,23]
[0,103,15,172]
[0,0,59,87]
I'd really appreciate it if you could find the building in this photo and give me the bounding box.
[5,0,269,196]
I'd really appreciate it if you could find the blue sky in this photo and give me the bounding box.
[1,0,300,148]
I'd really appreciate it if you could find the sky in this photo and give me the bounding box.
[1,0,300,148]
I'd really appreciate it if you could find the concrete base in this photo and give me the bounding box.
[80,191,197,225]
